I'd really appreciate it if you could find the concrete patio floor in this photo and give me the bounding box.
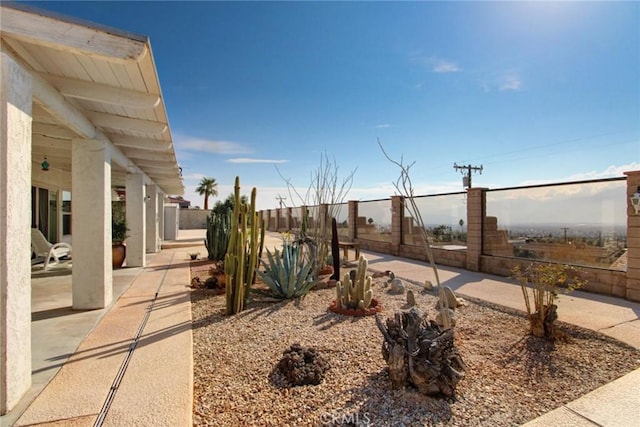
[1,243,195,426]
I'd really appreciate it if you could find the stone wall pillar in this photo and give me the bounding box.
[348,200,358,240]
[126,173,146,267]
[275,208,281,231]
[319,203,329,239]
[71,138,112,309]
[0,52,32,414]
[265,209,272,231]
[625,170,640,301]
[466,187,486,272]
[285,207,292,230]
[391,196,404,255]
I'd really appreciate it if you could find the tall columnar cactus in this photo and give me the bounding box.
[330,217,340,281]
[205,209,231,261]
[335,255,373,310]
[225,177,264,315]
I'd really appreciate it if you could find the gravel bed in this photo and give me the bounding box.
[191,271,640,427]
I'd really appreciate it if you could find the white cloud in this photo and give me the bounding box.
[374,124,391,129]
[409,53,461,74]
[564,163,640,180]
[432,59,461,73]
[175,134,251,154]
[182,172,205,182]
[226,158,289,164]
[517,163,639,187]
[500,74,523,91]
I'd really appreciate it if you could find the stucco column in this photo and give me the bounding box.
[466,187,486,272]
[145,185,159,253]
[0,52,32,415]
[624,170,640,301]
[71,138,112,309]
[126,173,146,267]
[157,192,165,241]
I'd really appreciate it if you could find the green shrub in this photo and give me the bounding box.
[512,263,586,339]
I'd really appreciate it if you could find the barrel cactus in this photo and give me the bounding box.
[335,255,373,310]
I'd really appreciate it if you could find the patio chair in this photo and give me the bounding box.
[31,228,72,270]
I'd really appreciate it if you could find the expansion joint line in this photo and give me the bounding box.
[93,253,174,427]
[564,406,604,426]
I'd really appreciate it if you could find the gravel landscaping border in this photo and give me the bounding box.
[191,267,640,427]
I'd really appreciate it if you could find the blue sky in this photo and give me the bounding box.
[22,1,640,210]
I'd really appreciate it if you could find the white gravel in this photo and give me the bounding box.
[191,275,640,427]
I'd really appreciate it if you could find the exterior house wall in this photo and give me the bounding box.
[179,209,209,229]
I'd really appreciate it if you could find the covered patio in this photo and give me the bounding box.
[1,3,184,417]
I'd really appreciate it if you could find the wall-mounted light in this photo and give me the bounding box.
[631,186,640,215]
[41,156,50,171]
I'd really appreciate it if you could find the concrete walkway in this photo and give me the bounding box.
[2,230,638,426]
[2,245,194,426]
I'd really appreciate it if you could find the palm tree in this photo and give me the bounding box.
[196,177,218,210]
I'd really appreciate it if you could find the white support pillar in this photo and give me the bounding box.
[126,173,146,267]
[0,52,32,414]
[157,192,165,242]
[71,138,112,309]
[145,184,159,253]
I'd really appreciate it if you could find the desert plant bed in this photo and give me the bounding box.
[191,267,640,427]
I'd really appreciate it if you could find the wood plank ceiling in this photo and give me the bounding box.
[0,3,184,195]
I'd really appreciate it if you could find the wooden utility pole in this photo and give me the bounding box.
[453,163,483,188]
[276,194,287,209]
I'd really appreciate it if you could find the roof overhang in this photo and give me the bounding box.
[0,2,184,195]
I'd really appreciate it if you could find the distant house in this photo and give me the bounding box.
[168,196,191,209]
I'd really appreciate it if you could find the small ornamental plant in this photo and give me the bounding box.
[512,263,587,339]
[274,344,330,387]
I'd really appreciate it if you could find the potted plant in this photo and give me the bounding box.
[112,201,129,269]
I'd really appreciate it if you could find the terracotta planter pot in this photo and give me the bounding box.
[328,298,383,317]
[314,277,337,290]
[112,243,126,269]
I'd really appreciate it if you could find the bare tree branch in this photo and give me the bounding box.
[378,138,450,327]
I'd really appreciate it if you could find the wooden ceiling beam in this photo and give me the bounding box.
[120,148,175,162]
[86,111,167,135]
[41,74,160,108]
[32,122,78,139]
[31,72,97,138]
[108,134,172,151]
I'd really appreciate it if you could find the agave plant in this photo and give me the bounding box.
[257,239,317,299]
